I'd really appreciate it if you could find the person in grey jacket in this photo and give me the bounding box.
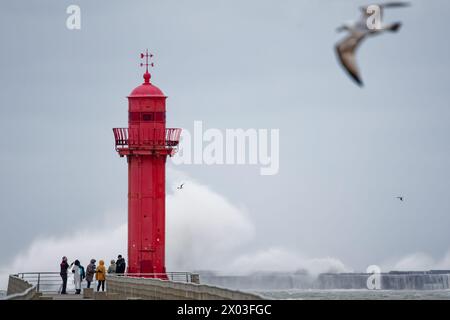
[85,259,96,288]
[108,259,116,274]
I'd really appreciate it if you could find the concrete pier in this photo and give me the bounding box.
[106,275,264,300]
[3,274,264,300]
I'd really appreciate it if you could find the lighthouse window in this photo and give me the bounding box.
[142,113,154,121]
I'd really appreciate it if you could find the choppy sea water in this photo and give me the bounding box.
[256,289,450,300]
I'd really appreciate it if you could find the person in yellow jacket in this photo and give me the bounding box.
[95,260,106,292]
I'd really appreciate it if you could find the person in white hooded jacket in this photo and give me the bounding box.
[71,260,83,294]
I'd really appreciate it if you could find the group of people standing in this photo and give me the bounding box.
[59,255,126,294]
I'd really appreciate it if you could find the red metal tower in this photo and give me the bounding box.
[113,51,181,276]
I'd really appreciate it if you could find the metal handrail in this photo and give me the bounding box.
[122,272,198,283]
[14,272,64,294]
[113,127,181,148]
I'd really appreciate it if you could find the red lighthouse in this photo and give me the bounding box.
[113,51,181,275]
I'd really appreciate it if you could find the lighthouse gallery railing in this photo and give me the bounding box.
[113,128,181,149]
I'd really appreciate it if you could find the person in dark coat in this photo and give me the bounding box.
[115,255,126,274]
[60,256,70,294]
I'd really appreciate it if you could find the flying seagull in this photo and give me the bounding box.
[177,183,184,190]
[335,2,410,86]
[396,196,404,201]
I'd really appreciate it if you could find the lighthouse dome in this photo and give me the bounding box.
[128,71,165,97]
[129,83,165,97]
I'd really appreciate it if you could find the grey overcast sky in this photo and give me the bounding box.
[0,0,449,273]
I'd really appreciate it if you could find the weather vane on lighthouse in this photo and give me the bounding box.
[140,49,154,83]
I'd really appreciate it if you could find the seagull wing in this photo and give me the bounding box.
[335,31,367,86]
[379,2,411,9]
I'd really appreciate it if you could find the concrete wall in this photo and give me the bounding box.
[7,275,32,296]
[107,275,264,300]
[5,275,39,300]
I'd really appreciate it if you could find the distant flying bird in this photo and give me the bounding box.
[396,196,404,201]
[335,2,410,86]
[177,183,184,190]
